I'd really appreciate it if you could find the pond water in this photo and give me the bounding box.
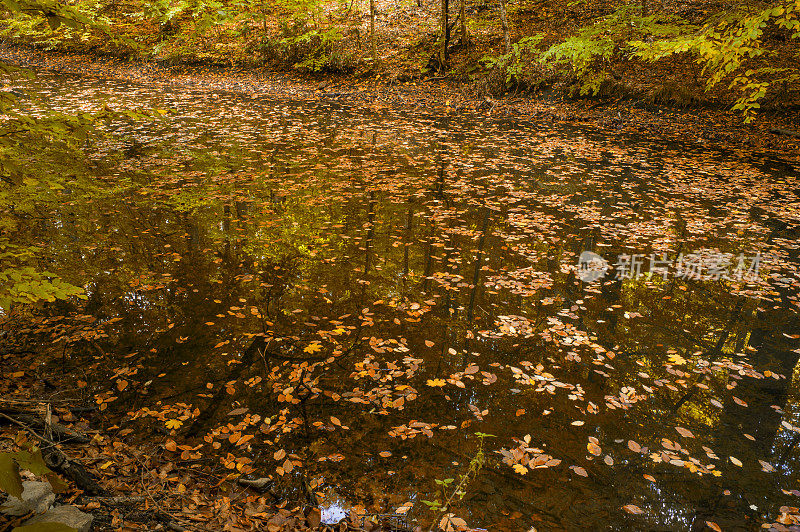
[6,71,800,531]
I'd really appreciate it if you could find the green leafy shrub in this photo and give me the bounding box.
[484,5,695,96]
[0,0,122,52]
[481,34,546,92]
[0,96,93,313]
[0,248,86,313]
[632,1,800,122]
[280,26,354,72]
[146,0,245,60]
[421,432,492,531]
[538,5,694,96]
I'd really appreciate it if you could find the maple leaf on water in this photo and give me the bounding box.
[165,419,183,430]
[667,353,687,365]
[427,378,446,387]
[304,341,322,354]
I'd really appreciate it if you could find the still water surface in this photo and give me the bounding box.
[9,71,800,531]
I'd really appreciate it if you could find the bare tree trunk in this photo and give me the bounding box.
[467,206,490,322]
[499,0,510,54]
[459,0,467,44]
[370,0,377,62]
[440,0,449,67]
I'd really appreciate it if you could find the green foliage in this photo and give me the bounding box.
[0,17,153,313]
[281,26,350,72]
[264,0,356,72]
[276,0,325,28]
[482,34,545,87]
[0,452,23,498]
[540,31,614,96]
[0,0,93,31]
[422,432,492,530]
[0,98,95,313]
[485,5,694,96]
[0,450,73,531]
[0,447,61,498]
[0,262,86,312]
[538,5,694,95]
[0,0,128,52]
[137,0,358,68]
[148,0,244,56]
[483,1,797,119]
[631,1,800,121]
[0,0,350,69]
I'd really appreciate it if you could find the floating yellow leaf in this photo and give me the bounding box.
[165,419,183,430]
[667,353,687,365]
[304,342,323,354]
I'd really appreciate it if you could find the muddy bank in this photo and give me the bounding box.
[1,40,799,162]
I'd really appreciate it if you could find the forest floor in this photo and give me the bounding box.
[1,40,799,163]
